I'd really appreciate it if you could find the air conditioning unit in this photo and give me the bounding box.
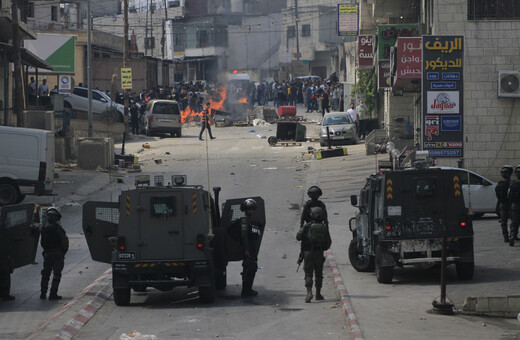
[498,71,520,98]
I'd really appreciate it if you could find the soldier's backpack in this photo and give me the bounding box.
[307,222,331,250]
[510,182,520,203]
[495,180,509,201]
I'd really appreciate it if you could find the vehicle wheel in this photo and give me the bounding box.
[215,269,227,290]
[0,182,19,206]
[176,130,182,138]
[456,262,474,280]
[268,136,278,146]
[113,287,131,306]
[375,244,394,284]
[348,238,374,272]
[199,285,215,303]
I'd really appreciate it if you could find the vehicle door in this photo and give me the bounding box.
[71,88,88,112]
[409,173,446,238]
[137,191,184,260]
[152,101,180,129]
[458,171,496,213]
[92,91,109,114]
[0,203,39,269]
[219,197,266,262]
[82,201,119,264]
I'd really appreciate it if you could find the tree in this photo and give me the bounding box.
[351,68,377,114]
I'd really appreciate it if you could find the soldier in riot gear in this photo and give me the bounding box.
[240,199,261,297]
[297,207,332,303]
[508,166,520,246]
[495,165,514,243]
[300,186,328,228]
[40,207,69,300]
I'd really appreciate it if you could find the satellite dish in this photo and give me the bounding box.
[501,74,520,93]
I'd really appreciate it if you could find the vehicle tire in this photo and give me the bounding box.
[375,244,394,284]
[199,285,215,303]
[348,239,374,272]
[455,262,474,280]
[176,130,182,138]
[268,136,278,146]
[113,287,131,306]
[215,269,227,290]
[0,182,19,206]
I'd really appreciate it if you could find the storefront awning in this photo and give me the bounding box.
[0,42,53,70]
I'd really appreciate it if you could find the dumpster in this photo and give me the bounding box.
[276,122,306,142]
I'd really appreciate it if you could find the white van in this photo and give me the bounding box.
[0,126,54,206]
[143,100,182,137]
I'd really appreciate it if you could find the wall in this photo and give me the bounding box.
[432,0,520,180]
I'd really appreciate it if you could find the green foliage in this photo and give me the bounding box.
[351,68,377,113]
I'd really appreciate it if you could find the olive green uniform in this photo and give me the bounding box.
[297,223,326,289]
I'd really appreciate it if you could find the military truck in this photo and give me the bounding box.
[82,175,265,306]
[348,168,474,284]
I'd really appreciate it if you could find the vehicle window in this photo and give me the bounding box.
[323,115,353,125]
[415,178,436,197]
[73,88,87,98]
[152,102,180,115]
[146,103,153,112]
[457,171,484,185]
[92,92,104,101]
[4,209,28,228]
[151,197,176,217]
[229,204,245,220]
[95,207,119,224]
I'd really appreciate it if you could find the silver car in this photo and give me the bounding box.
[319,112,358,147]
[143,100,183,137]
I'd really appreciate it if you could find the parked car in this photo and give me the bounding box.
[63,87,125,121]
[319,112,358,147]
[0,126,54,206]
[142,100,182,137]
[434,167,498,218]
[296,75,322,83]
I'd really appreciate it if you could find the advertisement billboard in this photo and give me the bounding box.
[357,35,374,69]
[338,4,359,37]
[24,34,76,74]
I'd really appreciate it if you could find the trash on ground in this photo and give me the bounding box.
[142,143,151,149]
[230,172,235,175]
[253,119,269,127]
[120,331,158,340]
[263,167,277,170]
[257,134,266,139]
[248,129,256,133]
[165,152,171,155]
[154,159,162,164]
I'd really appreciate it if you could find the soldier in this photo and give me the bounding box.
[296,207,332,303]
[40,207,69,300]
[300,186,328,229]
[240,199,261,297]
[0,248,14,301]
[508,166,520,246]
[495,165,514,243]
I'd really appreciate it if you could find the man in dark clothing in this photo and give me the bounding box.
[320,89,330,116]
[199,102,215,141]
[130,102,139,135]
[40,207,69,300]
[240,199,261,297]
[508,166,520,246]
[0,250,14,301]
[496,165,514,242]
[300,186,328,228]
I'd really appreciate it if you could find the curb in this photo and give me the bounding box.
[325,250,364,340]
[462,295,520,318]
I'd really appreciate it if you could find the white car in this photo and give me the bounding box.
[64,87,125,121]
[435,167,498,218]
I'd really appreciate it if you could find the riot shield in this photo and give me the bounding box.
[0,203,39,269]
[82,201,119,264]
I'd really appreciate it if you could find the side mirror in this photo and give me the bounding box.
[350,195,358,206]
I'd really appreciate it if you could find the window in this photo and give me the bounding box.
[92,92,105,102]
[457,172,486,185]
[152,102,180,115]
[151,197,176,217]
[5,210,28,228]
[174,33,185,51]
[73,88,88,98]
[145,37,155,49]
[51,5,57,21]
[415,178,436,197]
[302,24,311,37]
[287,25,296,39]
[28,2,34,18]
[468,0,520,20]
[95,207,119,224]
[197,29,208,48]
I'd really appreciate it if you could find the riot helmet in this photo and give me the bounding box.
[240,198,257,212]
[515,165,520,177]
[310,207,324,222]
[307,186,323,199]
[46,207,61,223]
[501,165,513,175]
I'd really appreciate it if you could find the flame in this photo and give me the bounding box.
[238,97,248,103]
[180,87,227,123]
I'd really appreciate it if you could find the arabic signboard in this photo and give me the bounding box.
[396,37,421,78]
[357,35,374,69]
[338,4,359,37]
[377,25,418,61]
[378,60,391,89]
[121,68,133,90]
[58,75,72,94]
[24,34,76,74]
[422,36,464,158]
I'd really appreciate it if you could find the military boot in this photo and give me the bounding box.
[40,291,46,300]
[1,294,15,301]
[510,236,515,247]
[315,288,324,301]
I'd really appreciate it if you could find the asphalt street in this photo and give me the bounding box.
[2,114,520,339]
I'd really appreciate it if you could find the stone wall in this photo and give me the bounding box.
[432,0,520,180]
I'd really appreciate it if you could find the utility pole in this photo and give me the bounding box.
[145,0,149,56]
[123,0,129,134]
[294,0,300,60]
[11,0,25,127]
[87,0,93,137]
[162,0,168,60]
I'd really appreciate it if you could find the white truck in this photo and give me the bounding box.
[0,126,54,206]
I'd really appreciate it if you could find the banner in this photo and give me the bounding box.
[422,36,464,158]
[121,68,133,90]
[357,35,374,69]
[338,4,359,37]
[25,34,76,74]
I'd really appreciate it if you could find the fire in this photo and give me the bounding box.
[238,97,248,103]
[180,87,227,123]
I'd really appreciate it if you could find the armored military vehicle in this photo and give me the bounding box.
[82,175,265,306]
[348,168,474,284]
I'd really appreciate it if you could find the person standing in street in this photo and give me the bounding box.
[0,244,14,301]
[240,199,261,297]
[296,207,332,303]
[38,79,49,106]
[199,102,216,141]
[356,100,369,139]
[130,102,140,135]
[40,207,69,300]
[508,166,520,246]
[495,165,514,243]
[347,103,359,132]
[320,89,330,116]
[300,186,328,229]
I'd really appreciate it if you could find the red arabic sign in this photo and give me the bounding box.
[396,37,421,79]
[357,35,374,69]
[378,61,391,88]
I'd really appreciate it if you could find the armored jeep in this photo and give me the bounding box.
[348,168,474,284]
[83,175,265,305]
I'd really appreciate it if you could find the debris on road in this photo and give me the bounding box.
[154,159,162,164]
[142,143,151,149]
[120,331,158,340]
[257,134,266,139]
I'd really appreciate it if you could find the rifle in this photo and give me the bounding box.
[296,250,304,272]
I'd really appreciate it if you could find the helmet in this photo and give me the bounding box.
[310,207,324,219]
[515,165,520,175]
[46,207,61,219]
[240,198,257,212]
[307,186,322,199]
[501,165,514,174]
